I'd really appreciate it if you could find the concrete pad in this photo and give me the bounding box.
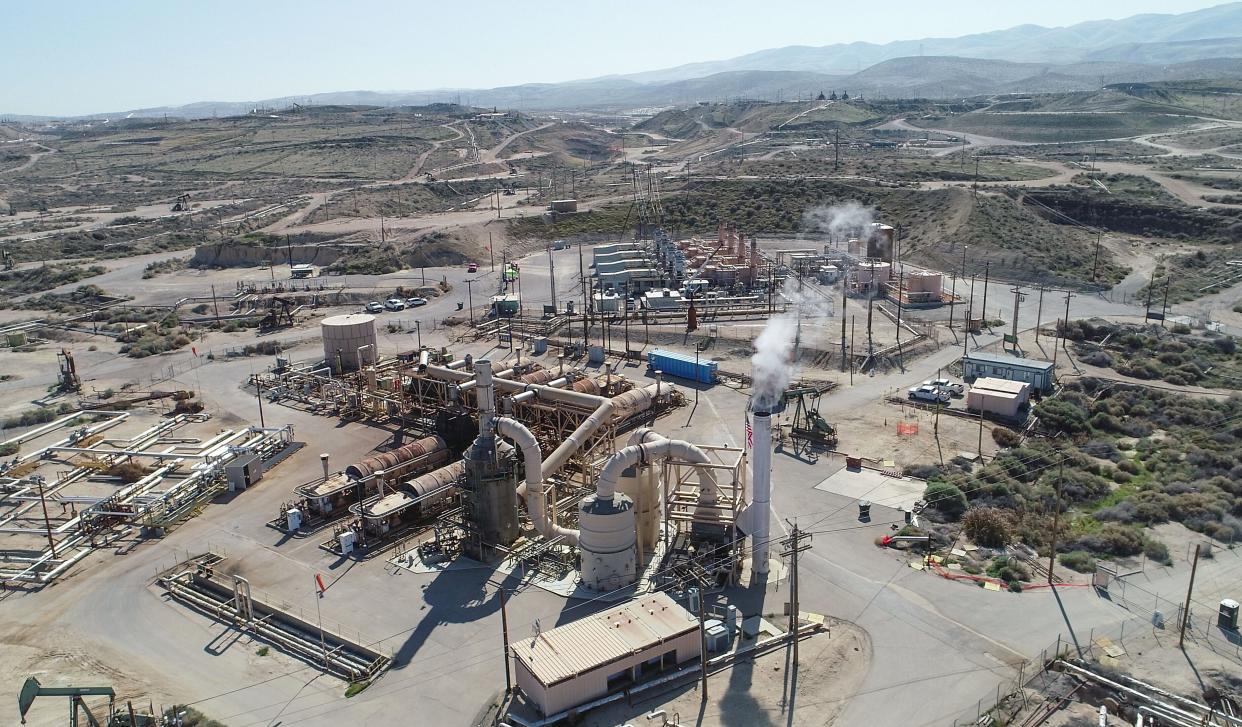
[812,467,926,512]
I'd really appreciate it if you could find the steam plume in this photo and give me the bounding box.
[802,201,875,242]
[750,278,830,411]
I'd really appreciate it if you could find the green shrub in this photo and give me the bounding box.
[1074,523,1143,557]
[986,555,1030,583]
[1058,550,1097,573]
[0,442,19,456]
[1035,399,1090,434]
[924,481,969,519]
[1143,538,1171,565]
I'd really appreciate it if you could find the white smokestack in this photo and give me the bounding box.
[320,453,330,480]
[475,359,495,436]
[751,411,772,574]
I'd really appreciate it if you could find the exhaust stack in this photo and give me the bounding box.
[751,411,772,574]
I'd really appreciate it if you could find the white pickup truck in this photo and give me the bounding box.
[908,384,951,404]
[925,378,965,396]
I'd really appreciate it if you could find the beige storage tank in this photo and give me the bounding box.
[905,272,944,302]
[855,261,892,285]
[322,314,377,372]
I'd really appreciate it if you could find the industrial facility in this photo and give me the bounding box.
[255,311,767,595]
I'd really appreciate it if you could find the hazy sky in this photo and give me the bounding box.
[1,0,1229,116]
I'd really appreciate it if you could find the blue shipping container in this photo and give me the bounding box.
[647,349,717,384]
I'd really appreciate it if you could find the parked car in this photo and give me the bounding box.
[908,385,951,404]
[384,298,406,311]
[405,297,428,308]
[467,263,478,273]
[364,301,384,313]
[925,378,965,396]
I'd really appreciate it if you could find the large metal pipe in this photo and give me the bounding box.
[750,411,772,574]
[495,417,578,544]
[345,435,447,480]
[1056,661,1242,727]
[597,434,717,501]
[425,364,618,478]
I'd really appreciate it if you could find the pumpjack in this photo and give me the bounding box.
[18,677,114,726]
[785,385,837,450]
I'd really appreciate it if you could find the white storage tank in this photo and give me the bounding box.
[285,507,302,532]
[322,314,378,372]
[578,492,638,590]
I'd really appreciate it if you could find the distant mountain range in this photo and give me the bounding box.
[7,3,1242,120]
[609,3,1242,82]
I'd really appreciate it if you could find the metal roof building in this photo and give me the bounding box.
[513,591,701,716]
[966,377,1031,418]
[962,351,1055,393]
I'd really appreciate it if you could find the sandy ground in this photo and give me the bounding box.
[586,622,871,727]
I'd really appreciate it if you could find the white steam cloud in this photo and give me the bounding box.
[802,201,874,242]
[750,278,831,411]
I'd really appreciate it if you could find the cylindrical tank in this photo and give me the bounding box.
[285,507,302,532]
[907,272,943,297]
[608,384,660,422]
[855,261,891,285]
[321,314,377,372]
[578,492,638,590]
[399,461,465,510]
[569,377,601,395]
[346,435,447,480]
[519,367,558,385]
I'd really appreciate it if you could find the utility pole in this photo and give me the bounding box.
[895,271,905,371]
[211,284,220,323]
[948,273,956,333]
[1053,291,1072,377]
[866,293,875,368]
[37,479,56,559]
[1144,266,1156,322]
[1009,286,1023,353]
[849,316,855,385]
[579,240,589,351]
[1048,458,1064,583]
[256,379,265,427]
[499,587,512,694]
[547,241,557,310]
[1180,544,1201,648]
[488,232,495,272]
[466,279,475,325]
[623,283,631,354]
[839,281,847,372]
[972,156,980,197]
[963,274,976,358]
[1160,274,1171,328]
[1035,286,1045,343]
[781,523,812,666]
[834,128,840,170]
[695,575,709,701]
[980,261,990,330]
[1091,230,1102,283]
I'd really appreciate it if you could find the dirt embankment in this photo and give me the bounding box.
[190,242,344,268]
